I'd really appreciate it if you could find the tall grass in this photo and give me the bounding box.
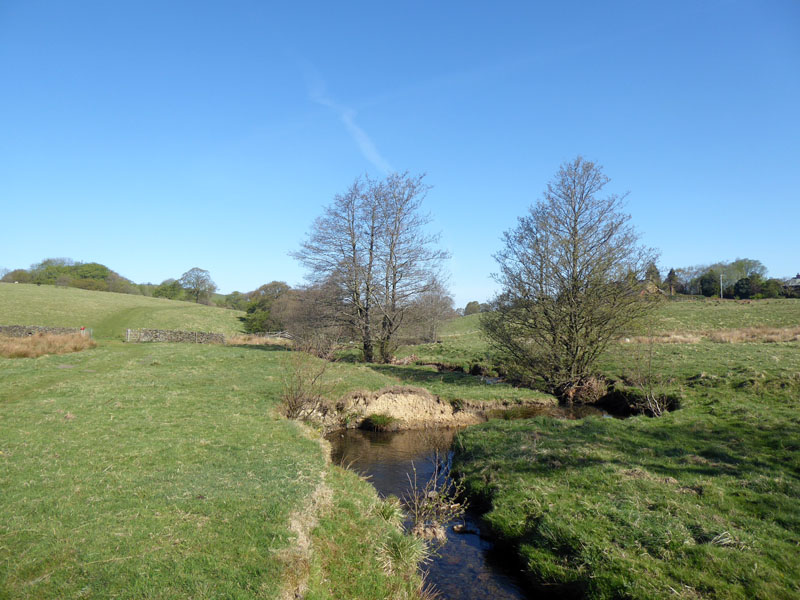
[0,333,96,358]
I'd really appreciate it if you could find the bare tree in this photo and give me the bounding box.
[375,173,449,361]
[293,173,448,362]
[276,283,346,358]
[402,280,456,343]
[293,179,380,361]
[482,157,659,399]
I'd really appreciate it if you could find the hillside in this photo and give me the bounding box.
[408,298,800,366]
[0,283,245,339]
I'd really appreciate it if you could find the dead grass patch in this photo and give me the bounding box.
[624,333,702,344]
[226,334,293,347]
[623,327,800,345]
[705,327,800,344]
[278,474,333,600]
[0,333,96,358]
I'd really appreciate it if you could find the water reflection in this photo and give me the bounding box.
[328,427,530,599]
[327,404,609,599]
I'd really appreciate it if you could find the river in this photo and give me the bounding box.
[327,404,606,599]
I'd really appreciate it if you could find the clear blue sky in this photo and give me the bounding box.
[1,1,798,307]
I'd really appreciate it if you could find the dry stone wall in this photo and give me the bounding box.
[126,329,225,344]
[0,325,87,337]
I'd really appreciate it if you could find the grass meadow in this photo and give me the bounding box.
[451,298,800,599]
[3,284,799,599]
[0,285,432,599]
[0,340,429,599]
[0,283,245,339]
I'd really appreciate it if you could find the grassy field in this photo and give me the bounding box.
[0,283,245,339]
[0,285,536,599]
[402,298,800,367]
[0,340,429,599]
[4,285,798,599]
[450,299,800,599]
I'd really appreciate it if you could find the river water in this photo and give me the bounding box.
[326,404,606,599]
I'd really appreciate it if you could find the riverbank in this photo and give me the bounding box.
[309,385,559,432]
[452,340,800,599]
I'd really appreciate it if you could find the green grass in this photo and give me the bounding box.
[397,313,489,368]
[452,318,800,598]
[651,297,800,332]
[363,363,553,404]
[0,283,245,339]
[0,341,423,599]
[5,284,798,598]
[304,468,425,599]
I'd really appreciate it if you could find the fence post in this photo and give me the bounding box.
[126,329,130,343]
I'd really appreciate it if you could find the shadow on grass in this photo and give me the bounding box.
[225,343,290,352]
[460,412,800,486]
[368,363,488,389]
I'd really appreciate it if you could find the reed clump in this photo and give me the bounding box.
[0,333,96,358]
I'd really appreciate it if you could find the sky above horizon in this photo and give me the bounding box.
[1,1,798,307]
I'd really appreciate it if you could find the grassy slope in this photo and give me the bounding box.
[0,285,427,599]
[1,343,321,598]
[424,297,800,355]
[1,342,425,599]
[450,299,800,599]
[0,283,244,339]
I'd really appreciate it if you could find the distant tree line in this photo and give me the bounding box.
[1,258,143,295]
[1,260,228,304]
[652,258,795,299]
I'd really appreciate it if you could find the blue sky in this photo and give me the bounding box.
[1,1,798,307]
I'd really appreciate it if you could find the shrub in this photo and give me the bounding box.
[402,450,467,551]
[280,350,330,420]
[360,413,398,432]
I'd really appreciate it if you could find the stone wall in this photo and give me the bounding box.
[126,329,225,344]
[0,325,88,337]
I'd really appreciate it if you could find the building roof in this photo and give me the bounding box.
[784,274,800,288]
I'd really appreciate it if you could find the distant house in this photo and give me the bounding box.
[784,274,800,292]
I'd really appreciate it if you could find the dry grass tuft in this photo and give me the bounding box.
[278,474,333,600]
[706,327,800,344]
[624,333,702,344]
[623,327,800,345]
[226,334,292,347]
[0,333,96,358]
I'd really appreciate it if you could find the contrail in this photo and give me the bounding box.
[304,64,393,174]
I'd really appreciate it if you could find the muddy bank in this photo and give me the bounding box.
[311,385,556,432]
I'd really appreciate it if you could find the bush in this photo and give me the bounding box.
[464,301,481,316]
[280,350,330,420]
[360,413,398,432]
[402,451,467,551]
[152,279,184,300]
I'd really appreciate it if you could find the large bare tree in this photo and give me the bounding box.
[293,173,448,362]
[293,179,379,360]
[375,173,449,361]
[482,157,658,399]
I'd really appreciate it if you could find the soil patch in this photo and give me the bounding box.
[313,386,553,432]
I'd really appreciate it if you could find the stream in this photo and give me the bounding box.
[327,404,607,599]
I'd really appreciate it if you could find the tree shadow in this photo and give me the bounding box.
[369,363,488,389]
[225,343,290,352]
